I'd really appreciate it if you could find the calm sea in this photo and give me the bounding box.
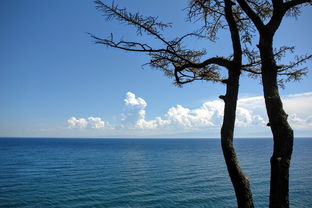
[0,138,311,208]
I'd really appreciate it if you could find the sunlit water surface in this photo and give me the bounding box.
[0,138,311,208]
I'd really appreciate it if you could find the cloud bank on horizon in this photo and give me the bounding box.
[67,91,312,137]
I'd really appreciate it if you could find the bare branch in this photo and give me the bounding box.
[89,33,166,53]
[278,54,312,72]
[92,0,311,88]
[284,0,312,11]
[94,0,174,50]
[187,0,227,41]
[236,0,265,32]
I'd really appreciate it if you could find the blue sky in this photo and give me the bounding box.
[0,0,311,138]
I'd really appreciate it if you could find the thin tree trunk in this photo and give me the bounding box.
[259,37,294,208]
[221,67,254,208]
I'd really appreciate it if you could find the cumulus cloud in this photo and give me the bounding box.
[124,92,147,109]
[67,116,105,129]
[165,101,223,128]
[67,91,312,135]
[131,91,312,131]
[236,92,312,130]
[236,107,266,127]
[88,117,105,129]
[121,92,150,129]
[283,92,312,130]
[288,114,312,129]
[68,117,88,129]
[134,97,266,130]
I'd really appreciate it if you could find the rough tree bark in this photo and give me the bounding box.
[218,1,255,207]
[234,0,312,206]
[221,66,255,208]
[259,35,294,208]
[220,1,255,207]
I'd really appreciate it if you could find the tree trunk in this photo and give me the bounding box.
[221,67,254,208]
[259,37,294,208]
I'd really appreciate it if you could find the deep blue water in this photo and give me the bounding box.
[0,138,311,208]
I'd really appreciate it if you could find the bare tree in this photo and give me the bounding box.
[90,0,311,207]
[90,0,255,206]
[234,0,311,207]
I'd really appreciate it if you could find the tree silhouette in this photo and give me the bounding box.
[90,0,311,207]
[234,0,311,207]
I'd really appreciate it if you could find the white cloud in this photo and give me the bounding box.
[165,101,222,128]
[133,97,266,130]
[67,91,312,136]
[237,92,312,130]
[135,109,159,129]
[88,117,105,129]
[67,116,105,129]
[286,92,312,98]
[122,92,150,129]
[68,117,88,129]
[124,92,147,109]
[136,117,160,129]
[283,93,312,130]
[236,107,266,127]
[288,114,312,129]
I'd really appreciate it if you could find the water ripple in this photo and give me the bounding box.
[0,138,311,208]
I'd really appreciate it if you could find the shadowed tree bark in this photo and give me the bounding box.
[236,0,311,207]
[221,0,254,206]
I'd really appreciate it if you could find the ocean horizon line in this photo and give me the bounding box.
[1,136,311,140]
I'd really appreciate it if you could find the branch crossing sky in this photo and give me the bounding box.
[1,0,311,138]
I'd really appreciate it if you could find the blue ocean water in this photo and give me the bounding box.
[0,138,311,208]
